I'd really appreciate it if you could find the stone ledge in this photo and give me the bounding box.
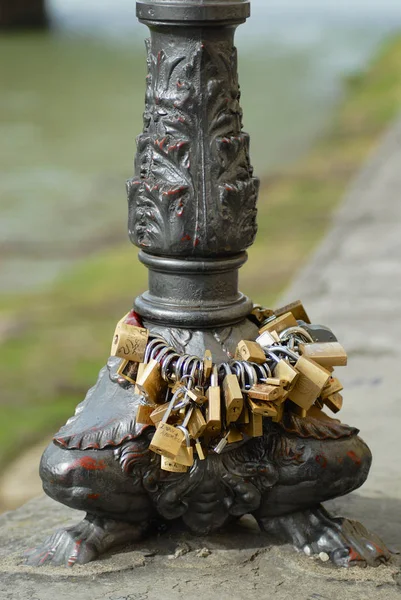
[0,494,399,600]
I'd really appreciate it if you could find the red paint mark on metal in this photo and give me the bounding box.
[87,493,100,500]
[315,454,327,469]
[71,457,107,472]
[181,234,191,242]
[125,310,143,327]
[348,547,362,563]
[67,540,82,567]
[194,237,200,247]
[347,450,361,466]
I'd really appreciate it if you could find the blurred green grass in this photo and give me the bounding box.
[0,35,401,469]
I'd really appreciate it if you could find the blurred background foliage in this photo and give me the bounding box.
[0,0,401,502]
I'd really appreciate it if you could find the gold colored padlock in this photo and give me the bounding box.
[227,427,243,444]
[321,376,343,399]
[136,401,156,425]
[274,300,311,324]
[161,456,188,473]
[298,342,348,368]
[149,422,185,459]
[259,312,298,336]
[150,402,174,425]
[248,383,284,403]
[273,359,299,390]
[111,317,149,363]
[251,305,275,324]
[195,441,206,460]
[235,340,266,364]
[271,400,285,423]
[323,392,343,414]
[223,371,244,424]
[205,366,221,436]
[187,407,207,439]
[243,412,263,437]
[135,359,167,404]
[117,359,139,384]
[248,398,278,418]
[203,349,213,380]
[237,403,250,425]
[289,356,330,410]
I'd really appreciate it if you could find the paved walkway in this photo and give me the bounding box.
[1,117,401,599]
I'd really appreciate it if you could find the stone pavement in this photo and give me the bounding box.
[1,118,401,599]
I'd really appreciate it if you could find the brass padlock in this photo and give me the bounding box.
[259,311,298,336]
[150,402,174,425]
[271,400,285,423]
[248,383,284,403]
[321,376,343,399]
[274,300,311,324]
[186,387,207,406]
[308,405,336,422]
[235,340,266,364]
[289,356,330,410]
[227,427,243,444]
[187,407,207,439]
[117,359,140,384]
[323,391,343,414]
[248,398,278,418]
[288,401,307,418]
[111,316,149,363]
[135,359,167,404]
[298,342,348,368]
[243,411,263,437]
[205,366,221,436]
[195,441,206,460]
[149,391,185,458]
[174,425,194,467]
[161,455,188,473]
[251,305,274,324]
[273,359,299,390]
[136,400,156,425]
[223,370,244,424]
[203,349,213,381]
[237,403,250,425]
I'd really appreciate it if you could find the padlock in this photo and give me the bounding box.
[259,312,298,336]
[271,400,285,423]
[288,401,307,418]
[161,455,188,473]
[149,390,186,459]
[308,405,336,422]
[135,359,167,404]
[297,323,337,343]
[273,359,299,390]
[237,403,250,425]
[111,317,149,363]
[203,349,213,381]
[256,330,280,350]
[274,300,311,324]
[298,342,347,368]
[186,387,207,406]
[289,356,330,410]
[174,425,194,467]
[248,383,284,403]
[227,427,243,444]
[263,377,287,387]
[243,411,263,437]
[251,305,274,324]
[248,398,278,418]
[321,376,343,399]
[150,402,176,425]
[205,366,221,436]
[136,399,156,425]
[235,340,266,364]
[213,431,230,454]
[117,359,139,384]
[323,391,343,414]
[195,441,206,460]
[222,368,244,424]
[187,407,207,439]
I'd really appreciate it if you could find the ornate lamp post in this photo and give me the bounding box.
[26,0,390,568]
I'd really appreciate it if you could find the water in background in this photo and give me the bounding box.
[1,0,401,292]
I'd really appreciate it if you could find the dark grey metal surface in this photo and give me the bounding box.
[129,0,258,326]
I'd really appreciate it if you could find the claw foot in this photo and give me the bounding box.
[24,514,147,567]
[258,505,391,568]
